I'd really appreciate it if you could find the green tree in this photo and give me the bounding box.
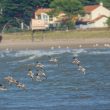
[50,0,83,16]
[106,17,110,28]
[79,0,110,9]
[97,0,110,9]
[1,0,38,23]
[36,0,54,8]
[79,0,98,5]
[50,0,83,29]
[0,0,53,31]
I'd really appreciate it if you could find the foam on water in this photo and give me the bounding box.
[1,48,88,58]
[13,49,71,57]
[17,55,37,63]
[89,51,110,55]
[88,49,110,55]
[2,48,110,65]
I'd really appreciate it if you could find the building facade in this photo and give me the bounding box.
[77,2,110,29]
[31,8,67,30]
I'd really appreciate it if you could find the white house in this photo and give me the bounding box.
[31,8,67,30]
[30,8,52,30]
[77,2,110,29]
[31,8,59,30]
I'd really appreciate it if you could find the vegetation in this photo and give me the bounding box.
[106,17,110,28]
[79,0,98,5]
[50,0,84,29]
[97,0,110,9]
[0,0,110,31]
[0,0,53,31]
[50,0,83,15]
[3,30,110,41]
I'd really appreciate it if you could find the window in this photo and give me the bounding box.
[41,13,49,22]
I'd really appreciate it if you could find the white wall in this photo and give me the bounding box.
[91,6,110,19]
[83,13,91,20]
[93,17,108,27]
[35,15,38,19]
[78,4,110,28]
[91,17,107,28]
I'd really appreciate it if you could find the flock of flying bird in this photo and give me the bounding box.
[0,56,86,91]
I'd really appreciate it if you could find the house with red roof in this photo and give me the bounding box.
[31,8,52,30]
[31,8,67,30]
[77,2,110,29]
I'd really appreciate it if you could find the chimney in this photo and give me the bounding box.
[100,2,103,6]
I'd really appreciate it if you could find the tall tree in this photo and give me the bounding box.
[50,0,83,29]
[106,17,110,28]
[0,0,53,30]
[36,0,54,8]
[50,0,83,16]
[79,0,110,9]
[97,0,110,9]
[79,0,98,6]
[1,0,38,23]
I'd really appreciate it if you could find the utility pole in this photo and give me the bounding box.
[0,33,3,43]
[32,30,35,42]
[0,7,3,42]
[21,22,24,30]
[0,8,3,15]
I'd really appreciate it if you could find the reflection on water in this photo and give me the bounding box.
[0,48,110,110]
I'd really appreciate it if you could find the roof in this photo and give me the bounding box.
[84,5,100,13]
[35,8,52,15]
[80,15,107,23]
[91,15,107,22]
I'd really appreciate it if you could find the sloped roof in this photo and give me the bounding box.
[80,15,107,23]
[90,15,107,22]
[84,5,100,13]
[35,8,52,15]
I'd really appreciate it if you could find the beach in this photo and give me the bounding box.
[0,38,110,50]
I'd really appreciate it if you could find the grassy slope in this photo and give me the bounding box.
[3,30,110,41]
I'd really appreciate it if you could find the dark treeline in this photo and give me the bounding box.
[0,0,110,31]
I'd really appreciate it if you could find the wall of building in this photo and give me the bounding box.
[83,13,91,21]
[91,6,110,20]
[93,17,108,28]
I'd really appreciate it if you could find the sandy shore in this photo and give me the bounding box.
[0,38,110,50]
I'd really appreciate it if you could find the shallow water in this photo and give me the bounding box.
[0,48,110,110]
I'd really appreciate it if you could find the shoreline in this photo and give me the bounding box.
[0,38,110,50]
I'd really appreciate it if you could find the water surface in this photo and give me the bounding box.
[0,48,110,110]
